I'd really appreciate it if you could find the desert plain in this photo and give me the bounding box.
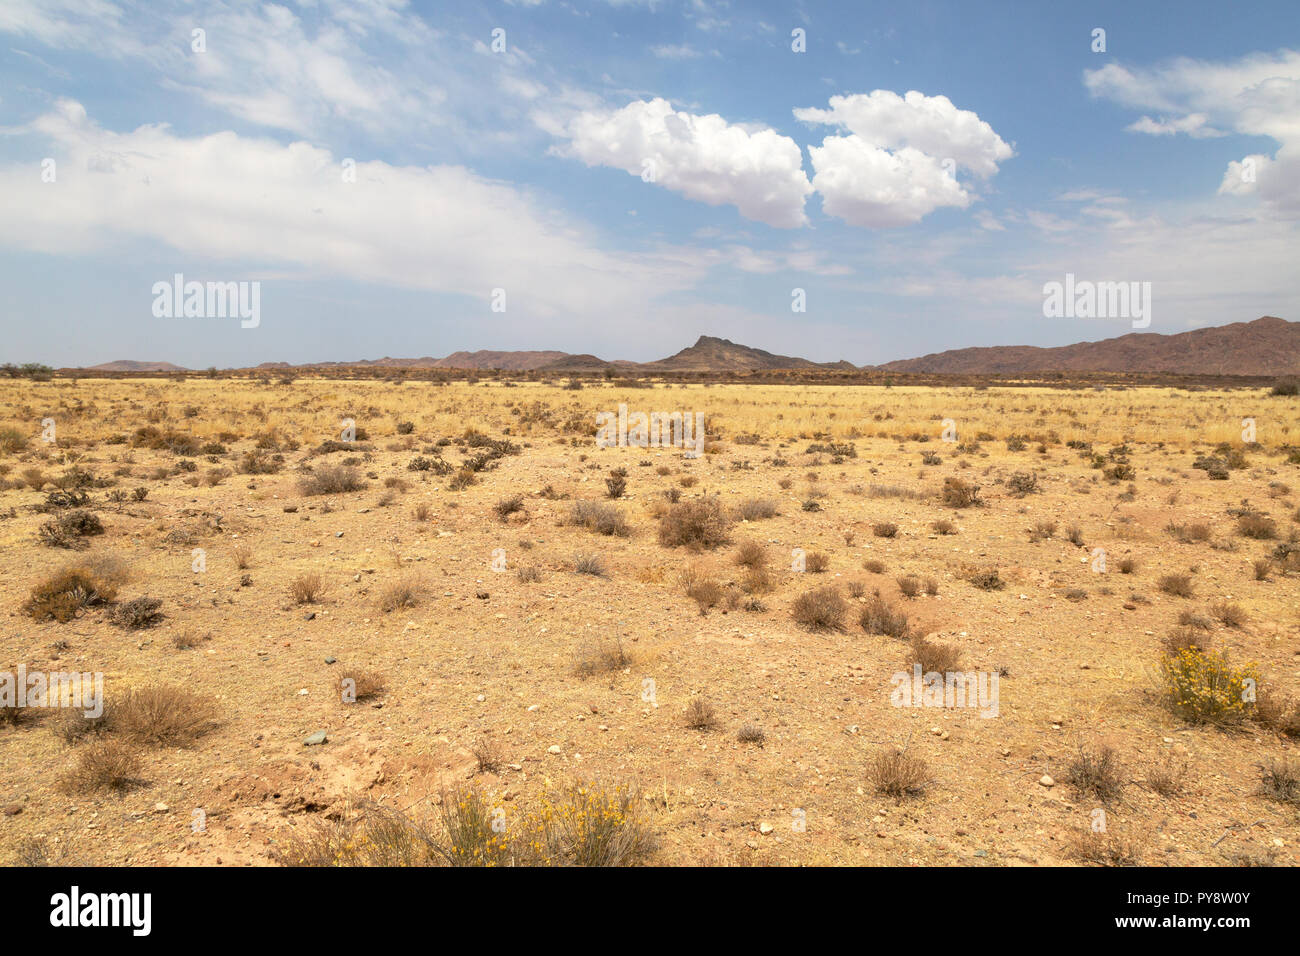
[1,374,1298,866]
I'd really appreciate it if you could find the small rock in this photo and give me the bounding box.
[153,802,170,814]
[759,822,774,835]
[324,656,337,664]
[1039,775,1055,787]
[303,730,328,746]
[547,745,562,755]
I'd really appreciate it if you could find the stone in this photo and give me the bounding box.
[303,730,328,746]
[1039,775,1055,787]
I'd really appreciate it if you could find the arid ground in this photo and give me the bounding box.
[1,376,1298,866]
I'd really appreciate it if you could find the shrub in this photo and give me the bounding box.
[299,464,366,496]
[572,552,607,576]
[339,671,386,703]
[24,565,121,622]
[1210,601,1248,628]
[941,477,980,508]
[804,551,830,573]
[378,578,420,612]
[896,575,921,598]
[1159,646,1258,725]
[909,635,962,672]
[1064,743,1125,804]
[1158,573,1194,597]
[684,698,718,731]
[1237,513,1277,540]
[872,522,898,538]
[735,498,778,521]
[733,539,768,569]
[290,572,326,604]
[1006,471,1039,496]
[657,497,731,551]
[604,475,627,499]
[37,510,104,548]
[567,501,631,537]
[113,684,219,745]
[968,568,1004,591]
[791,586,846,631]
[868,749,930,800]
[493,496,524,522]
[737,724,766,745]
[932,519,957,535]
[60,740,142,794]
[859,592,911,638]
[107,596,163,629]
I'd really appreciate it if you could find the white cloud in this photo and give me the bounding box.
[557,98,813,228]
[1085,50,1300,217]
[1,101,702,322]
[794,90,1012,227]
[1125,113,1224,138]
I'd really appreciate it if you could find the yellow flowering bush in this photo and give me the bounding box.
[1160,646,1258,725]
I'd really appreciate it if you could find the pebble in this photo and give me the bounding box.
[303,730,328,746]
[1039,775,1055,787]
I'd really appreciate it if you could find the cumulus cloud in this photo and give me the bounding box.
[793,90,1012,227]
[0,100,701,321]
[1085,50,1300,217]
[558,98,813,228]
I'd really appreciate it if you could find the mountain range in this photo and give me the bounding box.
[83,316,1299,377]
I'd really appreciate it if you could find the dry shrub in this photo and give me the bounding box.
[233,543,253,569]
[658,497,731,550]
[896,574,921,598]
[1064,743,1125,804]
[472,737,505,774]
[941,477,980,508]
[516,565,543,583]
[1162,626,1211,656]
[113,685,219,746]
[1069,827,1141,866]
[872,522,898,538]
[567,501,631,537]
[868,749,930,800]
[1158,573,1194,597]
[299,464,366,496]
[378,578,420,612]
[290,572,326,604]
[1210,601,1248,628]
[860,592,912,638]
[574,637,630,677]
[684,698,718,731]
[737,723,765,745]
[733,539,768,569]
[1256,759,1300,806]
[679,566,723,614]
[863,558,887,574]
[1255,688,1300,738]
[932,519,957,535]
[791,586,846,631]
[1237,513,1277,540]
[37,509,104,548]
[909,635,961,672]
[1145,756,1187,796]
[573,551,607,576]
[494,496,524,522]
[339,671,386,703]
[60,740,142,794]
[23,561,124,622]
[107,596,163,629]
[804,551,830,573]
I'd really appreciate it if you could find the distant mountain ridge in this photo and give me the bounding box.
[77,316,1299,377]
[873,316,1300,376]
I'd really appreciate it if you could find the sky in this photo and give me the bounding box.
[0,0,1297,368]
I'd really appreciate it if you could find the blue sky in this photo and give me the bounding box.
[0,0,1297,367]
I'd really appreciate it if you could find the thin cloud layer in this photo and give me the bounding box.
[0,100,700,321]
[1086,50,1300,218]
